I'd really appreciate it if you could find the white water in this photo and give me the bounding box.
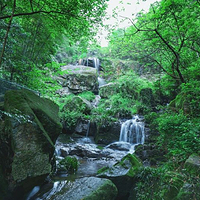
[93,57,100,72]
[26,186,40,200]
[119,116,145,145]
[80,120,91,143]
[98,77,106,87]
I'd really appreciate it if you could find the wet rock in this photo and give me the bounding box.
[75,119,97,136]
[98,153,142,199]
[55,65,98,95]
[60,143,101,158]
[94,121,121,145]
[184,154,200,176]
[1,89,61,198]
[42,177,118,200]
[106,142,132,151]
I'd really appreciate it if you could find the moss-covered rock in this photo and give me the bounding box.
[56,65,99,95]
[61,95,93,134]
[98,153,142,199]
[58,156,79,173]
[184,154,200,176]
[1,89,62,198]
[41,177,118,200]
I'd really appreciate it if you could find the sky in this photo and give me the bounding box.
[98,0,159,47]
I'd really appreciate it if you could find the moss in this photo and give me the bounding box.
[84,179,118,200]
[116,154,142,177]
[4,89,61,149]
[59,156,79,173]
[97,166,109,175]
[98,154,142,178]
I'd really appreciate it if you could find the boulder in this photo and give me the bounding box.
[98,153,142,199]
[75,119,97,136]
[184,154,200,175]
[61,96,93,134]
[1,89,61,198]
[36,177,118,200]
[55,65,98,95]
[94,121,121,145]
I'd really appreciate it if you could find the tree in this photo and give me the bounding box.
[107,0,200,84]
[0,0,108,84]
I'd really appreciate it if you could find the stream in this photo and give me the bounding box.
[26,115,145,200]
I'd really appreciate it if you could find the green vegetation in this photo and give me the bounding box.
[1,0,200,199]
[59,156,79,173]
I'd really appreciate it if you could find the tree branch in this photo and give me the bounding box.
[0,9,73,20]
[0,0,17,68]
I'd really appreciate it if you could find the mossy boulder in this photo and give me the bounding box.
[1,89,61,198]
[61,96,92,134]
[184,154,200,176]
[40,177,118,200]
[56,65,99,95]
[98,153,142,199]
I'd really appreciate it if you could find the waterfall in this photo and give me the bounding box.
[93,58,100,72]
[119,116,145,145]
[86,120,90,138]
[98,77,106,87]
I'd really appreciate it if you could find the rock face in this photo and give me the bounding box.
[94,121,121,145]
[1,89,61,199]
[38,177,118,200]
[98,153,142,199]
[56,65,99,95]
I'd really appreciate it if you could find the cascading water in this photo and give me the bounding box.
[119,115,145,145]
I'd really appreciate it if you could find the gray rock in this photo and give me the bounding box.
[94,121,121,145]
[55,65,99,95]
[1,89,61,197]
[98,153,142,199]
[45,177,118,200]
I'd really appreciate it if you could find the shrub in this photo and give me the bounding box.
[157,113,200,162]
[135,167,184,200]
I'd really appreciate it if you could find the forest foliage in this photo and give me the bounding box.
[0,0,200,198]
[0,0,108,86]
